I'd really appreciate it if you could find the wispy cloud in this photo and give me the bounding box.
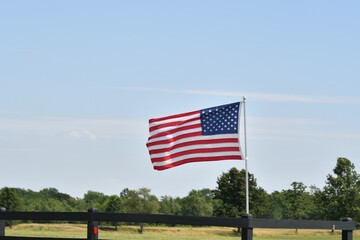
[248,117,360,141]
[115,86,360,105]
[67,130,97,141]
[0,117,147,140]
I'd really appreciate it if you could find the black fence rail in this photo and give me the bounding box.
[0,207,356,240]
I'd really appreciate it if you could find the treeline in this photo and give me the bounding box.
[1,157,360,225]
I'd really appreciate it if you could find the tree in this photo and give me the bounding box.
[120,188,159,214]
[38,188,82,212]
[269,190,287,219]
[105,195,122,213]
[119,188,159,233]
[137,188,160,214]
[213,168,270,217]
[39,188,71,202]
[83,191,107,210]
[104,195,122,229]
[270,182,315,220]
[0,187,21,228]
[180,189,214,216]
[159,196,181,215]
[316,157,360,223]
[0,187,20,211]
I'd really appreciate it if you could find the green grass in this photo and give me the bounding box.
[4,224,360,240]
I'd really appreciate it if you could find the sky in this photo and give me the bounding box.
[1,1,360,199]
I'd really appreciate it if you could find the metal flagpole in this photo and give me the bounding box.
[243,96,249,214]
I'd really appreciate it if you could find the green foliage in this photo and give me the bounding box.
[39,188,71,202]
[159,196,181,215]
[314,157,360,223]
[180,189,214,216]
[269,182,315,220]
[288,182,315,219]
[104,195,122,228]
[213,167,271,217]
[83,191,108,210]
[105,195,122,213]
[269,190,287,219]
[0,187,20,211]
[0,188,87,212]
[120,188,160,214]
[1,157,359,224]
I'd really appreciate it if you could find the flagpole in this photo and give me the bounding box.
[243,96,249,214]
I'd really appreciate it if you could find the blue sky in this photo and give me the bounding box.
[1,1,359,199]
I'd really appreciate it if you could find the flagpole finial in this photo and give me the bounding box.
[243,96,247,103]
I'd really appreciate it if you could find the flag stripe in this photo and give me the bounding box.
[148,138,240,154]
[150,142,240,158]
[149,118,200,136]
[153,154,243,171]
[148,123,201,140]
[147,131,203,148]
[152,151,242,165]
[151,146,241,162]
[149,110,199,124]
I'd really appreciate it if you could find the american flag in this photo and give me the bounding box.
[146,102,244,170]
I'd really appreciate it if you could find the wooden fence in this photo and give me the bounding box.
[0,207,356,240]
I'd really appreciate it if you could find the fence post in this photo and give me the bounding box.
[341,217,353,240]
[87,208,99,240]
[241,214,253,240]
[0,207,6,237]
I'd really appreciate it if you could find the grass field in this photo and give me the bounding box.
[4,223,360,240]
